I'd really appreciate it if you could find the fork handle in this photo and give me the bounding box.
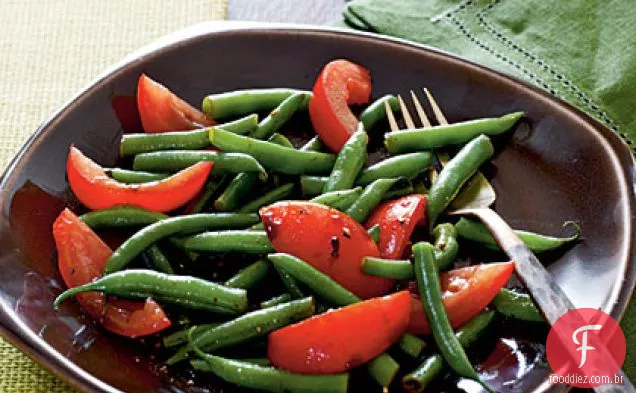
[462,208,635,393]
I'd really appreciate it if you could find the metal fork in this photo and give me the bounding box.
[385,89,496,210]
[384,91,634,393]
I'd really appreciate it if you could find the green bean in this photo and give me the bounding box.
[187,177,227,213]
[238,183,295,213]
[239,358,271,367]
[402,311,495,393]
[268,253,359,306]
[133,150,268,180]
[250,188,363,231]
[214,172,258,211]
[224,260,270,289]
[360,95,399,131]
[107,168,169,183]
[455,218,581,253]
[54,269,247,314]
[323,129,367,193]
[249,92,310,139]
[190,356,348,393]
[184,230,274,254]
[368,224,381,243]
[398,331,428,358]
[260,293,292,309]
[385,112,523,154]
[299,136,323,152]
[367,354,400,389]
[492,288,543,322]
[356,152,434,186]
[311,187,363,211]
[267,133,294,148]
[273,265,305,299]
[361,257,413,280]
[103,213,260,274]
[412,242,485,387]
[432,223,459,271]
[202,88,311,119]
[120,129,210,157]
[345,178,399,222]
[119,116,263,155]
[80,206,167,229]
[300,176,328,195]
[383,182,415,200]
[427,135,494,228]
[404,354,442,393]
[218,113,260,134]
[163,323,220,348]
[269,253,424,359]
[209,128,336,175]
[168,297,314,364]
[144,245,174,274]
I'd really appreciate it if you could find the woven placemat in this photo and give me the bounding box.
[0,1,226,391]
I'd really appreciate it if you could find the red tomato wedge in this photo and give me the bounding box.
[53,208,170,337]
[408,262,514,334]
[67,146,212,213]
[365,194,427,259]
[137,74,215,133]
[308,59,371,152]
[260,201,393,299]
[268,291,410,374]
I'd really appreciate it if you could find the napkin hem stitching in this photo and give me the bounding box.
[477,0,632,148]
[443,0,633,149]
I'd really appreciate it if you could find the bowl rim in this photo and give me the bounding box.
[0,21,634,393]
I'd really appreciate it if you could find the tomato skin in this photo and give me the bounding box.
[407,262,514,334]
[308,59,371,152]
[137,74,214,133]
[260,201,393,299]
[53,208,170,337]
[268,291,410,374]
[66,146,212,213]
[365,194,427,259]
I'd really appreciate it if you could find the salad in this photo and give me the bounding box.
[52,59,580,392]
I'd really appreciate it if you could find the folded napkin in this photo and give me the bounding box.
[0,2,226,392]
[341,0,636,380]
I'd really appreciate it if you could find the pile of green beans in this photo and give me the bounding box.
[56,79,557,393]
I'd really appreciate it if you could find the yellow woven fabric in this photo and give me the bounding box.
[0,1,226,392]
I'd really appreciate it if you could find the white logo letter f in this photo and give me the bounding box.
[572,324,603,368]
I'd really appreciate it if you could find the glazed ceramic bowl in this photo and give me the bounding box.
[0,22,634,393]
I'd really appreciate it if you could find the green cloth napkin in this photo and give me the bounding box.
[341,0,636,379]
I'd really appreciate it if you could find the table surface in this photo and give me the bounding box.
[229,0,347,24]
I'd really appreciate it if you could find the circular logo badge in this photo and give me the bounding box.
[546,308,626,388]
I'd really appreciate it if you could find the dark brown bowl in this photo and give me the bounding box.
[0,22,634,393]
